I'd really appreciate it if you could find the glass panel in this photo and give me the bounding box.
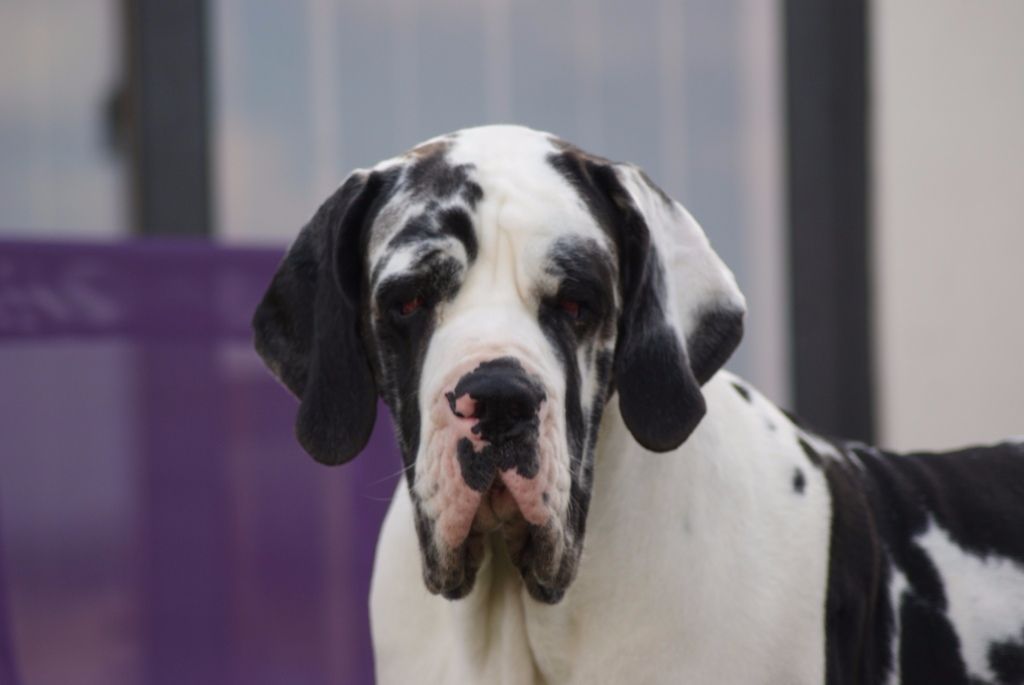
[0,242,401,685]
[0,0,127,238]
[211,0,789,401]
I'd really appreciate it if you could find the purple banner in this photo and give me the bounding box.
[0,240,402,685]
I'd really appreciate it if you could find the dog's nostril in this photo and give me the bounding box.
[447,391,479,419]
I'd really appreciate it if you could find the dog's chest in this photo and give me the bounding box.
[371,379,833,684]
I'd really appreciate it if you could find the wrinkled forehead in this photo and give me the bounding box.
[365,126,613,285]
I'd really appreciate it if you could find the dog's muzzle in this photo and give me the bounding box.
[417,355,570,600]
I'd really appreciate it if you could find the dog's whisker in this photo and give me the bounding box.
[365,460,416,486]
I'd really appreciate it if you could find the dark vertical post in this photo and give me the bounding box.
[123,3,228,682]
[125,0,212,235]
[784,0,874,442]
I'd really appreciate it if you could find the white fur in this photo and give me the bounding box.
[885,567,910,685]
[371,373,831,683]
[916,520,1024,682]
[367,125,830,683]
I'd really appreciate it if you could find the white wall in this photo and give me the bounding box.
[872,0,1024,450]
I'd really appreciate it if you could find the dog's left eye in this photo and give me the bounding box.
[560,299,582,319]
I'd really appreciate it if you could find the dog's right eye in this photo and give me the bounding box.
[377,277,434,323]
[399,296,425,317]
[560,299,581,319]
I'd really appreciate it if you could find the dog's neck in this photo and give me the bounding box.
[445,373,785,677]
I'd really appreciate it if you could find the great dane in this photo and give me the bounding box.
[253,125,1024,684]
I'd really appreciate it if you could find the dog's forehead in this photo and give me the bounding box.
[366,126,612,273]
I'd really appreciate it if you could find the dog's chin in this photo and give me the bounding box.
[420,483,578,604]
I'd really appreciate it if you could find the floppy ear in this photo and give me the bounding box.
[563,157,746,452]
[252,170,388,465]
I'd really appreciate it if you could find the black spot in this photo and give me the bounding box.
[792,468,806,494]
[383,206,478,276]
[782,407,805,429]
[387,214,435,251]
[537,295,586,464]
[798,437,824,467]
[990,633,1024,685]
[405,143,483,208]
[438,206,478,262]
[898,593,969,683]
[457,438,494,492]
[731,382,752,402]
[462,180,484,208]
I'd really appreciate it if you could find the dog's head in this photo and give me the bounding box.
[253,126,744,603]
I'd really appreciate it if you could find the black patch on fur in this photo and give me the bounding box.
[405,142,484,211]
[382,207,478,280]
[457,438,495,492]
[438,206,478,262]
[386,214,435,252]
[537,294,587,471]
[732,382,752,402]
[544,235,618,341]
[990,632,1024,685]
[372,252,465,478]
[898,593,969,683]
[792,468,806,494]
[462,181,484,208]
[820,449,890,685]
[819,439,1024,683]
[531,238,620,598]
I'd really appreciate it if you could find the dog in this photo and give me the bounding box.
[252,125,1024,684]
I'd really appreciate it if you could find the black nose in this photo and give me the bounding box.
[446,357,545,444]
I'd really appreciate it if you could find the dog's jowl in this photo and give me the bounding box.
[253,125,1024,684]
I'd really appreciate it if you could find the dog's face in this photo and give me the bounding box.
[253,125,745,603]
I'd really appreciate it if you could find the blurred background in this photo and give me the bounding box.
[0,1,1020,683]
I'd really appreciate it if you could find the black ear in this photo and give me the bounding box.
[572,159,745,452]
[609,193,707,452]
[252,171,389,465]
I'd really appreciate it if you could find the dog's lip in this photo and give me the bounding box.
[472,476,523,533]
